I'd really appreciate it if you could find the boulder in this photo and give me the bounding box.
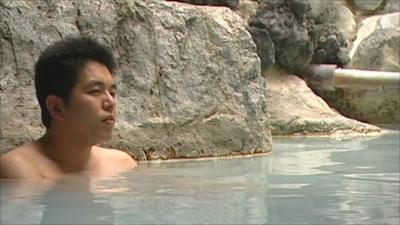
[308,0,357,46]
[234,0,259,24]
[249,0,314,73]
[376,0,400,14]
[266,67,381,136]
[350,12,400,70]
[0,0,272,160]
[352,28,399,71]
[316,88,400,124]
[310,24,350,67]
[247,26,275,71]
[248,0,355,72]
[351,0,385,13]
[316,13,400,124]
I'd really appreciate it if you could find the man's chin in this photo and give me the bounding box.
[94,132,114,145]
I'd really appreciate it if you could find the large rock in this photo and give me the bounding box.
[308,0,357,47]
[234,0,259,24]
[351,0,385,13]
[247,27,275,71]
[316,13,400,124]
[349,0,399,15]
[350,13,400,70]
[310,24,350,67]
[248,0,356,72]
[376,0,400,14]
[0,0,272,160]
[249,0,314,73]
[266,67,381,136]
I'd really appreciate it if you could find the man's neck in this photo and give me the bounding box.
[38,129,94,173]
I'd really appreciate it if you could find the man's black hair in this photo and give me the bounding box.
[34,35,116,128]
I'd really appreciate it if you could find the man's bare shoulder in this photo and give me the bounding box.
[0,144,40,179]
[93,146,137,170]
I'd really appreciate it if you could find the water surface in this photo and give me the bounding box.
[1,131,399,224]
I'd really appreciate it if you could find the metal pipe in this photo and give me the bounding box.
[303,64,400,90]
[334,68,400,89]
[303,64,336,91]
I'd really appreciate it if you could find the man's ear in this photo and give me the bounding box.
[46,95,66,121]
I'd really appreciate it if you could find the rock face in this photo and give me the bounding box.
[316,13,400,124]
[0,0,272,160]
[247,0,352,73]
[349,0,399,15]
[308,0,357,45]
[234,0,259,24]
[350,13,400,70]
[247,27,275,71]
[171,0,239,9]
[310,24,350,67]
[266,67,381,136]
[351,0,385,13]
[376,0,400,14]
[249,0,314,73]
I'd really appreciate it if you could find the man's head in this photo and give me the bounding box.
[34,35,116,129]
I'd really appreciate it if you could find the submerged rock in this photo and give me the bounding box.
[0,0,272,160]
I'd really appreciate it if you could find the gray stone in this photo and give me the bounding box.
[249,0,314,73]
[266,67,381,136]
[310,24,350,66]
[352,0,385,12]
[284,0,309,20]
[171,0,239,9]
[376,0,400,14]
[234,0,259,23]
[316,13,400,124]
[350,12,400,63]
[308,0,357,46]
[0,0,272,160]
[247,26,275,72]
[316,88,400,124]
[352,28,400,71]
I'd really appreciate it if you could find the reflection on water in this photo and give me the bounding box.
[0,176,117,224]
[1,132,399,224]
[0,180,46,224]
[40,177,115,224]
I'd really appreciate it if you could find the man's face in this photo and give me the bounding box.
[63,60,117,144]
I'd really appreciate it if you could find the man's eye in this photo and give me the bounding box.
[109,90,117,97]
[89,90,101,95]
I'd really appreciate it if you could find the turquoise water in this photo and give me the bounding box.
[1,131,399,224]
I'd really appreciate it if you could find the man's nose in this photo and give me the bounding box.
[102,91,116,111]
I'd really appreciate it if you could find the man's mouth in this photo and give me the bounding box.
[103,115,115,124]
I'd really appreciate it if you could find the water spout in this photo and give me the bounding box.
[303,64,400,90]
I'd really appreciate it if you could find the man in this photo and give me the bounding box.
[0,35,137,179]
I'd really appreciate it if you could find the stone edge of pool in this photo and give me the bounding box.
[139,124,400,164]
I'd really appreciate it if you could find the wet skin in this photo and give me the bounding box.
[0,61,137,180]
